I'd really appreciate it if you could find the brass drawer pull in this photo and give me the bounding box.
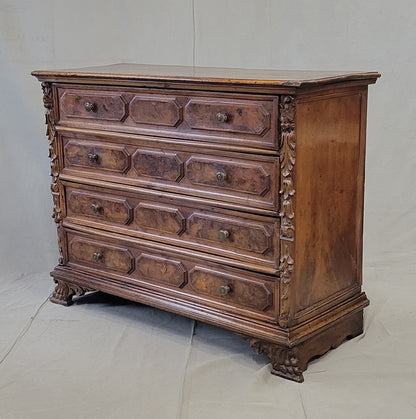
[87,153,99,163]
[219,285,231,297]
[216,171,227,182]
[84,101,96,112]
[91,203,102,214]
[218,229,230,241]
[92,252,103,262]
[216,112,228,123]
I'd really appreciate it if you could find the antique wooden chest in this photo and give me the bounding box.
[32,64,379,381]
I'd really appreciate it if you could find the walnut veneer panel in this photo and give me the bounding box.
[61,134,279,214]
[64,182,280,273]
[57,85,279,150]
[65,229,277,321]
[33,65,379,382]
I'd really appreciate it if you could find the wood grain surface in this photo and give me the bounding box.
[33,65,379,382]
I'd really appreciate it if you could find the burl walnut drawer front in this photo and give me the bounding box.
[62,136,279,213]
[66,230,277,319]
[57,86,278,149]
[64,184,280,272]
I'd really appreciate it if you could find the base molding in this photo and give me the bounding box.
[49,271,366,382]
[240,310,364,382]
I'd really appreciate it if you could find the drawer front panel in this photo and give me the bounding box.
[65,230,277,318]
[61,135,279,213]
[69,237,135,274]
[67,190,133,225]
[188,267,272,312]
[60,90,127,121]
[187,212,272,255]
[185,156,270,196]
[184,98,270,136]
[57,86,278,150]
[64,184,280,272]
[64,140,131,174]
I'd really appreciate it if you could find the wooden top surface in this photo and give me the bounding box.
[32,63,380,88]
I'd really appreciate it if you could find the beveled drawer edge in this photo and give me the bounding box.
[57,125,280,156]
[60,176,279,217]
[52,265,288,344]
[64,217,278,276]
[63,221,279,276]
[56,125,280,156]
[66,260,276,322]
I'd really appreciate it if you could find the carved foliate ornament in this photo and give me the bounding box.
[245,337,306,383]
[51,279,94,306]
[41,83,64,260]
[279,95,296,240]
[278,96,296,327]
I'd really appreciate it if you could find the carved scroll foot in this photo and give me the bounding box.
[247,339,307,382]
[50,279,94,306]
[241,310,365,382]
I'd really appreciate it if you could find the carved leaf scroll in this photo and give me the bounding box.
[278,96,296,327]
[279,95,296,240]
[244,337,305,383]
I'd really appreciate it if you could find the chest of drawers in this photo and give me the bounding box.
[32,64,379,382]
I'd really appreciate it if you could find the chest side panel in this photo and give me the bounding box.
[294,89,367,317]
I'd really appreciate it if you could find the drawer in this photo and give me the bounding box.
[65,229,277,319]
[61,134,279,214]
[57,85,279,150]
[64,183,280,273]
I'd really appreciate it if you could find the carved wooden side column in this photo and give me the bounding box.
[278,95,296,329]
[41,82,93,306]
[243,96,302,381]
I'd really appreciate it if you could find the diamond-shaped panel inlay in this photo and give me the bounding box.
[132,149,184,182]
[134,203,186,235]
[129,96,182,127]
[137,253,187,288]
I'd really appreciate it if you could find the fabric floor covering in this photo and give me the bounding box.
[0,266,415,419]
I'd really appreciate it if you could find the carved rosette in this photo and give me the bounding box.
[41,82,64,253]
[245,337,306,383]
[278,95,296,328]
[50,279,95,306]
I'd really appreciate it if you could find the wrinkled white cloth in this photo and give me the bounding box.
[0,267,415,419]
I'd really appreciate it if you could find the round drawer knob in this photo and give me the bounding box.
[92,252,103,262]
[218,229,230,241]
[216,112,228,123]
[84,102,96,112]
[91,203,102,214]
[216,171,227,182]
[219,285,231,297]
[87,153,99,163]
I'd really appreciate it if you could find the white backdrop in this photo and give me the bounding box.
[1,0,415,276]
[0,1,416,417]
